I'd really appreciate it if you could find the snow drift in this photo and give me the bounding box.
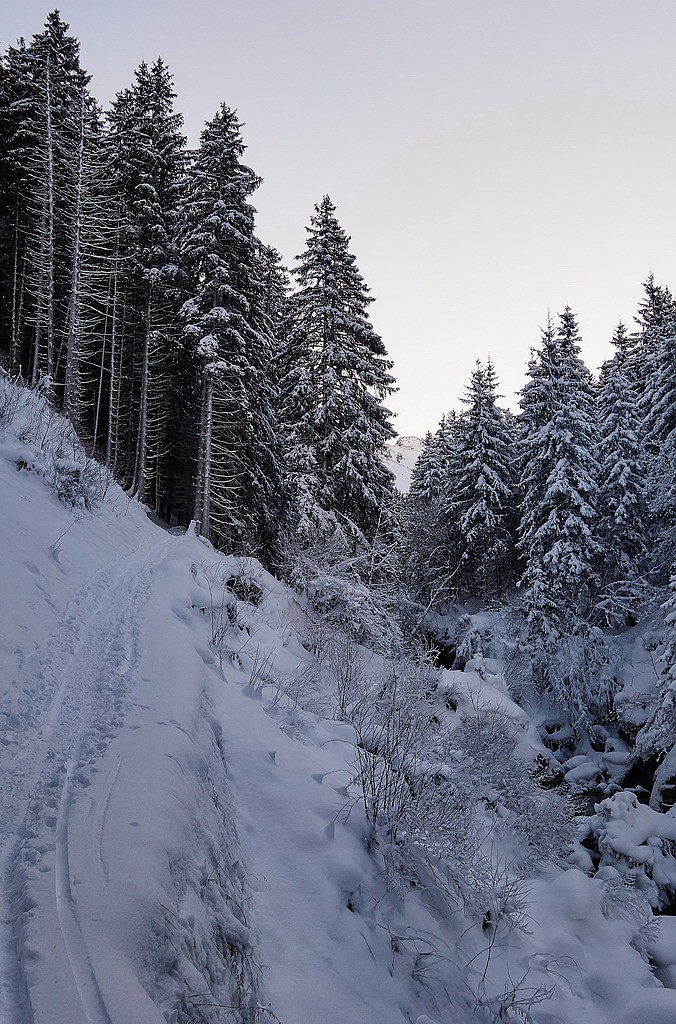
[0,381,674,1024]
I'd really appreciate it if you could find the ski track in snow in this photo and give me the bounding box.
[0,532,173,1024]
[91,755,121,887]
[54,758,111,1024]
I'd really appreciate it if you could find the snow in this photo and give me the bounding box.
[383,435,423,493]
[0,390,675,1023]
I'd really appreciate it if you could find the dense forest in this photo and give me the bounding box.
[2,11,676,1023]
[1,12,674,816]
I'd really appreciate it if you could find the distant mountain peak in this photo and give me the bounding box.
[383,435,423,492]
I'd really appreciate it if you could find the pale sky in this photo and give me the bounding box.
[3,1,676,436]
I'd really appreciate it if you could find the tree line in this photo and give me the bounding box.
[1,13,675,754]
[0,12,396,564]
[403,282,675,746]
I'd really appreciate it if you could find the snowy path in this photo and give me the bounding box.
[0,533,173,1024]
[1,400,674,1024]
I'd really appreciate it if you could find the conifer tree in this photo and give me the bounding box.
[106,57,186,504]
[0,36,33,369]
[177,104,282,557]
[450,360,515,601]
[517,309,604,719]
[627,274,676,404]
[636,571,676,761]
[281,196,396,547]
[258,243,291,425]
[257,243,290,341]
[594,323,650,625]
[409,414,460,506]
[404,412,465,612]
[632,281,676,569]
[0,12,93,384]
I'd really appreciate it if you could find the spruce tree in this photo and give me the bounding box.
[106,57,186,504]
[594,323,650,625]
[627,274,676,405]
[0,36,33,369]
[517,308,605,720]
[258,243,291,428]
[633,281,676,569]
[0,12,93,385]
[450,360,515,601]
[281,196,396,547]
[405,412,466,612]
[177,104,282,558]
[636,571,676,762]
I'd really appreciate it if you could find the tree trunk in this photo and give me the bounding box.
[63,91,86,420]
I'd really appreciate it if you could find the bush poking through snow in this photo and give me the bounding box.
[343,643,575,943]
[0,370,22,425]
[599,872,659,960]
[3,377,111,509]
[226,559,264,606]
[583,789,676,909]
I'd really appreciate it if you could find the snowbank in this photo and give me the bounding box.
[0,385,674,1024]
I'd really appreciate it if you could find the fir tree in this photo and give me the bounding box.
[0,12,93,384]
[106,57,186,504]
[636,571,676,761]
[517,308,605,721]
[258,243,291,426]
[177,104,282,558]
[0,35,33,369]
[450,360,515,601]
[633,281,676,569]
[409,413,460,506]
[281,196,396,547]
[627,274,676,404]
[404,412,466,612]
[594,323,650,625]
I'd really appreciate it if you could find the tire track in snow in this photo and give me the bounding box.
[55,759,111,1024]
[0,532,173,1024]
[92,756,121,886]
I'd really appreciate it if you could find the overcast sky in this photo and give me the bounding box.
[3,1,676,436]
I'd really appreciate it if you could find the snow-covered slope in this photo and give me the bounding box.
[1,386,675,1024]
[383,435,423,493]
[0,392,476,1024]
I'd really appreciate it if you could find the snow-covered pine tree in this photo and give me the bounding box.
[594,323,650,625]
[403,412,466,613]
[257,243,290,341]
[0,12,92,386]
[0,36,33,370]
[59,90,120,432]
[517,308,606,722]
[177,104,282,559]
[636,571,676,764]
[105,58,186,506]
[258,243,291,427]
[627,274,676,405]
[516,316,562,638]
[409,414,460,506]
[449,359,515,602]
[280,196,396,548]
[633,282,676,571]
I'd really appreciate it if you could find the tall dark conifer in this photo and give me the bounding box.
[281,196,396,546]
[0,12,93,386]
[595,323,650,624]
[405,412,466,611]
[450,360,515,601]
[177,105,282,558]
[517,309,604,720]
[106,57,186,505]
